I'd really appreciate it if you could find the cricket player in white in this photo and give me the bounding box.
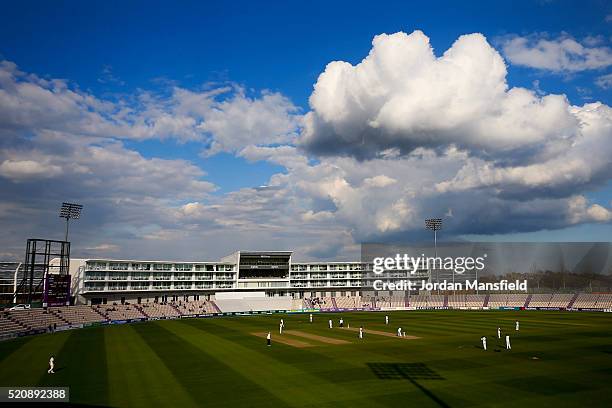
[328,319,333,329]
[279,322,283,334]
[385,315,389,325]
[481,336,487,351]
[515,320,519,331]
[267,332,271,346]
[48,356,55,374]
[309,313,313,323]
[339,318,344,328]
[497,327,501,339]
[397,327,402,337]
[505,335,511,350]
[359,326,364,339]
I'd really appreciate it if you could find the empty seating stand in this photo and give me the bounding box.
[528,294,553,308]
[49,305,106,325]
[572,294,600,309]
[95,304,146,321]
[6,309,66,331]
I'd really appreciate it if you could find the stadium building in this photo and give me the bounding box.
[61,251,430,306]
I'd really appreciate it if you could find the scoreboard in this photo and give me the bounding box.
[43,274,71,307]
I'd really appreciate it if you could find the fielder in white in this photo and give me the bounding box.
[497,327,501,339]
[279,322,283,334]
[359,326,364,339]
[505,335,511,350]
[397,327,402,337]
[48,356,55,374]
[385,315,389,325]
[515,320,519,331]
[309,313,313,323]
[267,332,271,346]
[328,319,333,329]
[481,336,487,351]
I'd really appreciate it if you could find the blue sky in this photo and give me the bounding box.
[1,1,609,102]
[0,0,611,260]
[3,0,608,190]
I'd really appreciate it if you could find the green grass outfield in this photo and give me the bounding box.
[1,310,612,407]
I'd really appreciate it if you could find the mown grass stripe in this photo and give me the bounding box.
[166,318,389,407]
[105,323,198,408]
[37,326,109,406]
[0,336,32,364]
[132,320,289,408]
[0,331,71,387]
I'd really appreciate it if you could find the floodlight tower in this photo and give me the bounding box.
[425,218,442,293]
[59,202,83,242]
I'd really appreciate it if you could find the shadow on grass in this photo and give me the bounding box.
[367,362,448,408]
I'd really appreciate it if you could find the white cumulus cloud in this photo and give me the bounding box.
[500,34,612,73]
[301,31,579,160]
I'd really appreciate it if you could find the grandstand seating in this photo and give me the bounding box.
[597,294,612,309]
[466,294,486,308]
[360,295,375,308]
[428,295,444,308]
[5,308,66,331]
[139,302,180,318]
[408,294,428,308]
[174,299,218,315]
[528,293,552,307]
[447,294,465,308]
[376,296,405,309]
[95,304,146,320]
[49,305,106,325]
[572,293,600,309]
[487,294,507,307]
[308,297,334,310]
[0,315,26,336]
[548,293,574,308]
[506,294,528,307]
[335,296,361,309]
[2,292,612,338]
